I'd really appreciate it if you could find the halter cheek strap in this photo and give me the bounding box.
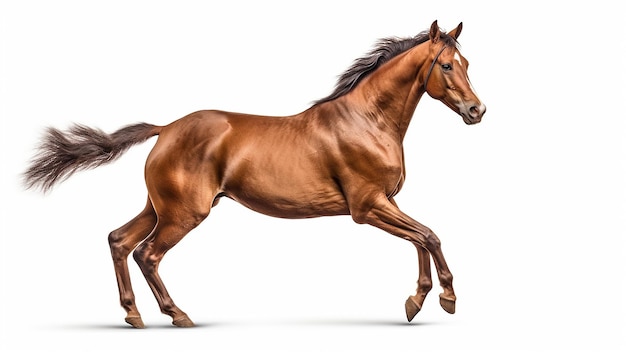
[423,45,447,91]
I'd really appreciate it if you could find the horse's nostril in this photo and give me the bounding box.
[469,106,479,116]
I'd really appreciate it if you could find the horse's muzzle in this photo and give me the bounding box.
[462,103,486,125]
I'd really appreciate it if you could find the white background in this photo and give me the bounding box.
[2,1,624,356]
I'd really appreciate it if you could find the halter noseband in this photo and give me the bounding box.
[423,45,447,91]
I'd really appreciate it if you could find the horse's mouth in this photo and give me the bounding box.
[462,113,481,125]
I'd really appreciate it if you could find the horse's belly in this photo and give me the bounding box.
[226,181,349,219]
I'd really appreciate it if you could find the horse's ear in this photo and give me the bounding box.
[429,20,441,43]
[448,22,463,40]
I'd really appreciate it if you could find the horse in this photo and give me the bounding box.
[23,21,486,328]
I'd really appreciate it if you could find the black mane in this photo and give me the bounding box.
[315,30,458,105]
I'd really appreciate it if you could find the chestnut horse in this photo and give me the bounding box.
[24,21,485,328]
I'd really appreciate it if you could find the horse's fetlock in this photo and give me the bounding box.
[417,278,433,292]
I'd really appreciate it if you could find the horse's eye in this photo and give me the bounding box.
[442,63,452,71]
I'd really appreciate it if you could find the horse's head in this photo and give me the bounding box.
[423,21,486,125]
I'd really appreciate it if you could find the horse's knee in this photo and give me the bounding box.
[422,229,441,251]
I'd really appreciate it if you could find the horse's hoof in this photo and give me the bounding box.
[439,294,456,314]
[125,316,145,329]
[405,296,422,322]
[172,315,195,328]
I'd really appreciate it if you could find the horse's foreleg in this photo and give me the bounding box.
[405,246,434,321]
[108,199,157,328]
[389,199,433,321]
[352,195,456,318]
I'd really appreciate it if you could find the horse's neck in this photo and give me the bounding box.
[344,45,429,140]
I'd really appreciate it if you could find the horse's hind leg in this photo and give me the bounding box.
[108,198,157,328]
[133,208,208,327]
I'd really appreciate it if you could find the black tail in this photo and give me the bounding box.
[23,122,161,192]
